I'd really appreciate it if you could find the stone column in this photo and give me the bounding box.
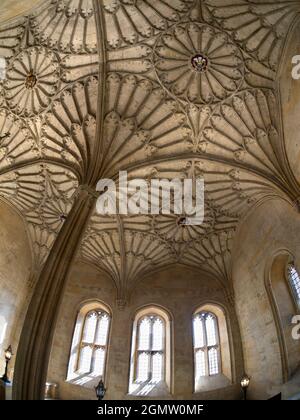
[0,380,12,400]
[13,187,96,400]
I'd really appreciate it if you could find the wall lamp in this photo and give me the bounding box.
[95,379,106,401]
[241,373,250,400]
[1,345,13,384]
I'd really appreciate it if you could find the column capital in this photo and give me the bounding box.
[225,290,235,307]
[293,197,300,212]
[116,299,127,311]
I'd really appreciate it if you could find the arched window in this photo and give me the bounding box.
[135,315,165,383]
[78,310,110,376]
[287,264,300,305]
[193,312,220,378]
[67,302,111,387]
[193,305,232,392]
[128,306,171,396]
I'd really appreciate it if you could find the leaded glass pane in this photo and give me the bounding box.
[83,312,97,343]
[152,318,164,351]
[152,353,163,382]
[79,345,92,373]
[206,315,217,346]
[195,349,206,377]
[93,348,105,376]
[288,265,300,303]
[95,314,109,346]
[193,316,204,348]
[208,347,219,375]
[138,318,151,351]
[137,352,149,382]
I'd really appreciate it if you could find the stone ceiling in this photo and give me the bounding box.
[0,1,42,23]
[0,0,300,302]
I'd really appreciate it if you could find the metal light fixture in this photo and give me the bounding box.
[241,373,250,400]
[95,379,106,401]
[1,345,13,384]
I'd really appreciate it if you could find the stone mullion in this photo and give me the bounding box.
[13,188,97,400]
[203,317,209,377]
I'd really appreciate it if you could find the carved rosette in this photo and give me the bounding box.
[152,212,215,243]
[154,23,244,105]
[4,46,61,117]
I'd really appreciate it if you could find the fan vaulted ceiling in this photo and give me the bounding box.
[0,1,42,23]
[0,0,299,302]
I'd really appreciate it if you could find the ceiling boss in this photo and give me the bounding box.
[191,54,208,73]
[154,23,244,105]
[25,71,37,89]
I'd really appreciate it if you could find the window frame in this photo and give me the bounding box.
[133,314,166,384]
[193,311,221,379]
[66,301,112,385]
[286,263,300,309]
[76,309,111,377]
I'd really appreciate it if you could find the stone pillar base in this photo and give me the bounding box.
[0,379,12,400]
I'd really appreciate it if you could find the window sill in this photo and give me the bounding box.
[128,381,171,398]
[66,374,100,390]
[194,374,231,393]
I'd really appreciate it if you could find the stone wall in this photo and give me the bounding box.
[47,263,243,400]
[232,198,300,400]
[0,201,32,380]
